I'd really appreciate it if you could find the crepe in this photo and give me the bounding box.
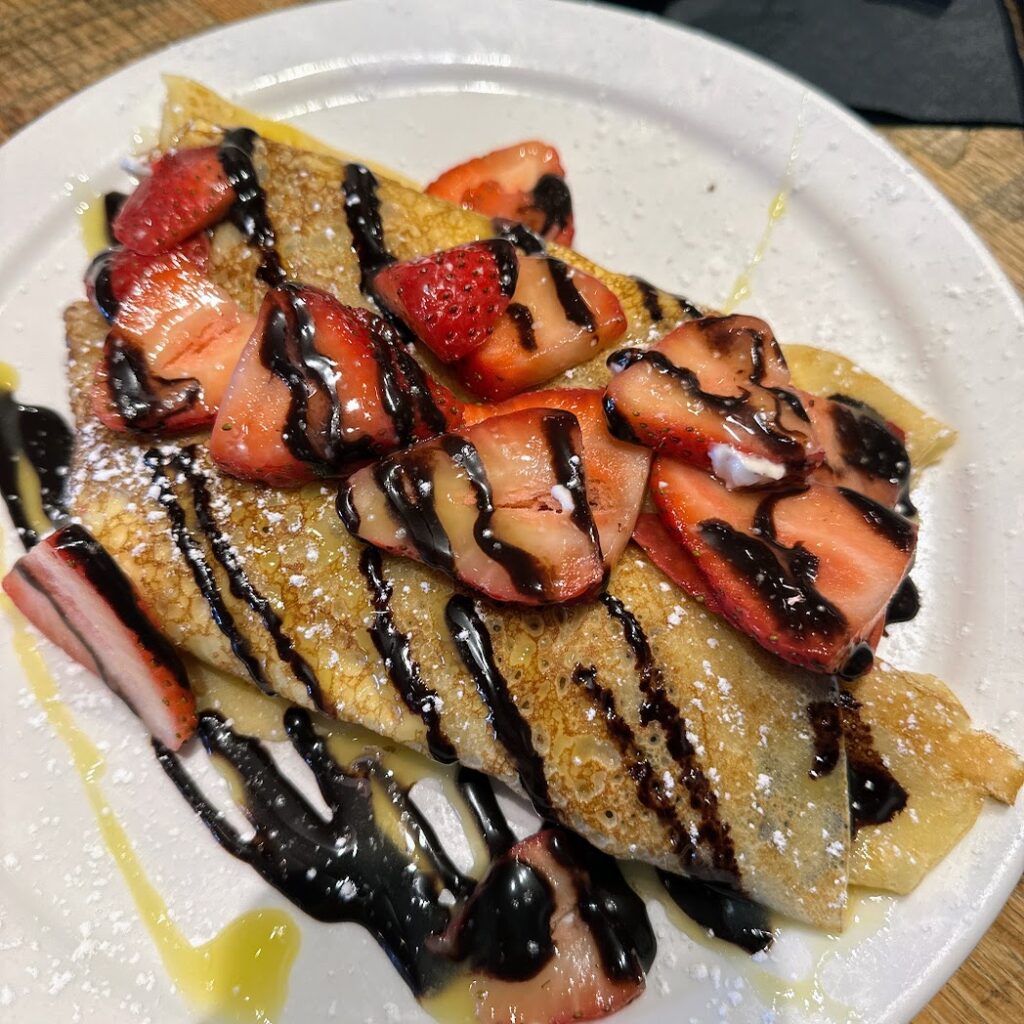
[60,82,1021,931]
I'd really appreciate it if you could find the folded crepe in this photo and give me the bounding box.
[60,79,1022,931]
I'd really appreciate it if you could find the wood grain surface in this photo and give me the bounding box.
[1,1,1021,1021]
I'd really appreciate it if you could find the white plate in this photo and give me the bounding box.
[1,1,1022,1021]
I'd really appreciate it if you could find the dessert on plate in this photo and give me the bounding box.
[2,77,1021,1022]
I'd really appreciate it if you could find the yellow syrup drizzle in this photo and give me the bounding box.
[70,184,112,259]
[722,109,805,314]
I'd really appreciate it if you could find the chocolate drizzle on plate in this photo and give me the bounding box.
[0,387,72,548]
[600,594,739,880]
[218,127,286,286]
[358,545,457,763]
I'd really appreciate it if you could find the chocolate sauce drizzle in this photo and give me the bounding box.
[657,871,774,954]
[445,596,554,820]
[0,389,72,548]
[806,697,842,780]
[542,411,602,556]
[600,594,739,880]
[85,249,119,322]
[837,486,916,552]
[358,546,456,763]
[632,276,664,323]
[218,127,286,285]
[531,174,573,239]
[507,302,537,350]
[830,394,915,517]
[342,162,395,293]
[103,191,127,239]
[146,446,322,706]
[839,690,909,835]
[492,217,546,255]
[456,766,516,856]
[156,708,465,994]
[13,525,192,716]
[547,256,595,333]
[440,435,548,600]
[103,336,202,431]
[887,577,920,625]
[571,664,696,860]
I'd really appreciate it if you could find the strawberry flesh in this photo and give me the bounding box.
[443,830,648,1022]
[801,391,911,510]
[85,234,210,322]
[631,512,723,615]
[426,141,575,245]
[457,255,627,401]
[93,250,256,433]
[462,389,651,568]
[605,315,823,483]
[370,239,519,363]
[113,146,235,256]
[340,407,605,605]
[651,455,916,676]
[212,285,463,487]
[2,525,196,749]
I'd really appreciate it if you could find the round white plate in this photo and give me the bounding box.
[1,1,1021,1021]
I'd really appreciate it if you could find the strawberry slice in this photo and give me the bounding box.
[340,407,605,605]
[426,141,575,245]
[112,146,235,256]
[456,255,627,401]
[443,830,647,1022]
[212,285,463,487]
[651,456,916,676]
[604,315,823,485]
[631,512,723,615]
[800,391,910,509]
[93,250,256,433]
[370,239,518,363]
[2,525,196,749]
[85,234,210,322]
[462,389,651,567]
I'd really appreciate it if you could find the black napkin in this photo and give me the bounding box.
[628,0,1024,126]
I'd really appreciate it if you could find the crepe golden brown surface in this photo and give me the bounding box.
[63,81,1022,931]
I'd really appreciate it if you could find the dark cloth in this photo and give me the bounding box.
[616,0,1024,125]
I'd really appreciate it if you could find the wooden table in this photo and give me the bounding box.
[1,1,1021,1020]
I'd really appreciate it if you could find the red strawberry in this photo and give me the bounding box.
[340,407,606,605]
[2,525,196,749]
[443,830,646,1022]
[631,512,723,615]
[370,239,518,363]
[426,141,575,245]
[93,250,256,433]
[651,455,916,676]
[85,234,210,322]
[800,391,910,509]
[604,316,823,485]
[462,389,651,567]
[112,146,235,256]
[211,286,463,487]
[457,254,627,401]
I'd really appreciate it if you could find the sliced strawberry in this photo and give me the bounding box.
[112,146,235,256]
[370,240,518,363]
[631,512,723,616]
[93,250,256,433]
[426,141,575,245]
[2,525,196,749]
[444,830,647,1022]
[462,389,651,567]
[651,456,916,676]
[211,286,463,487]
[456,255,627,401]
[340,407,605,605]
[800,391,910,508]
[85,234,210,322]
[605,316,823,484]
